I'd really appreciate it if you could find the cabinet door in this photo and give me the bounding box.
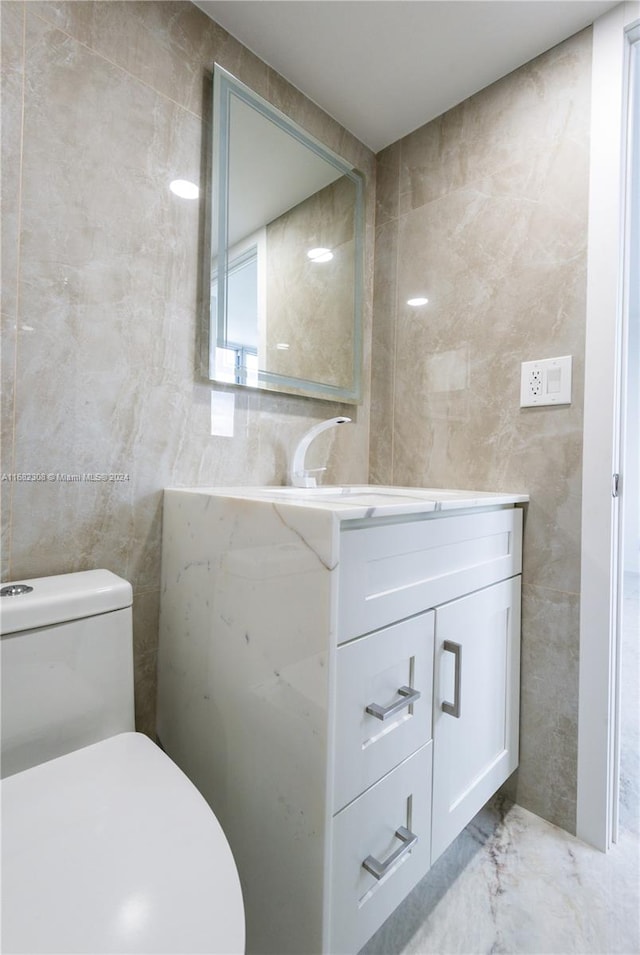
[431,576,521,863]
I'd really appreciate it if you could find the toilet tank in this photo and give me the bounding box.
[1,570,135,778]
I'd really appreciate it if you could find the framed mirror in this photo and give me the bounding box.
[209,65,364,403]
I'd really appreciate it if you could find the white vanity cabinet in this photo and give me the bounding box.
[157,487,525,955]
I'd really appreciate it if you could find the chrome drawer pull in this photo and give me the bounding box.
[442,640,462,718]
[362,826,418,880]
[365,685,421,721]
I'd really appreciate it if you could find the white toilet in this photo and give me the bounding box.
[0,569,245,955]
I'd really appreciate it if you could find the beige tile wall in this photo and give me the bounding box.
[1,0,593,835]
[371,30,592,833]
[0,0,375,735]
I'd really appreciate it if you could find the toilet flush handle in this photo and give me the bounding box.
[1,584,34,596]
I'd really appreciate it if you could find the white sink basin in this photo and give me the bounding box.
[256,486,366,498]
[250,485,462,506]
[237,485,529,512]
[263,485,468,497]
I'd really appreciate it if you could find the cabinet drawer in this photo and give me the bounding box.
[328,742,432,955]
[338,507,522,641]
[333,612,434,812]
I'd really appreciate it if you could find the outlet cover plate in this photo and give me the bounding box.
[520,355,572,407]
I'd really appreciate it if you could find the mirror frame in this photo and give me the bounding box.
[210,64,365,403]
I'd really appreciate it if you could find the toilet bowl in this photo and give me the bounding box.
[0,570,245,955]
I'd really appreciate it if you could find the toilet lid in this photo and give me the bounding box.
[1,733,245,954]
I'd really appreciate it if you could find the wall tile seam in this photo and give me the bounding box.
[389,193,401,486]
[376,149,409,485]
[398,120,589,219]
[397,123,591,157]
[374,212,401,230]
[132,586,161,598]
[5,3,27,581]
[373,155,401,485]
[28,9,206,123]
[385,140,402,228]
[522,581,581,599]
[395,149,591,222]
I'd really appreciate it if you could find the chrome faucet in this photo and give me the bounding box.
[289,416,352,488]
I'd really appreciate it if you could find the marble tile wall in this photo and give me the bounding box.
[0,0,375,735]
[371,30,592,833]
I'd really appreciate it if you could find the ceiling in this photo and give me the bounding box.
[195,0,618,152]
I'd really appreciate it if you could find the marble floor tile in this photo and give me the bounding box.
[362,797,639,955]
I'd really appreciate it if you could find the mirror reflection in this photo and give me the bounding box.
[210,65,364,402]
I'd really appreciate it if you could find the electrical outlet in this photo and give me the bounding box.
[520,356,572,407]
[529,368,543,397]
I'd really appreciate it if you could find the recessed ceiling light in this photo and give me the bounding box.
[407,296,429,306]
[170,179,199,199]
[276,343,290,350]
[307,247,334,263]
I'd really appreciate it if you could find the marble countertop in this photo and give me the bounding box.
[168,485,529,521]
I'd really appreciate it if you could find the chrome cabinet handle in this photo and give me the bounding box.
[362,826,418,880]
[366,685,421,722]
[442,640,462,718]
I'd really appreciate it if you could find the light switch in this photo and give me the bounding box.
[520,356,572,407]
[546,367,561,394]
[211,390,235,436]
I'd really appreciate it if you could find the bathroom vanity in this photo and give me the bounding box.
[157,486,527,954]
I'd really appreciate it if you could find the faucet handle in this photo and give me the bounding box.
[293,466,326,489]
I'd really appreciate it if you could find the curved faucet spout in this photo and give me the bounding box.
[289,416,352,488]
